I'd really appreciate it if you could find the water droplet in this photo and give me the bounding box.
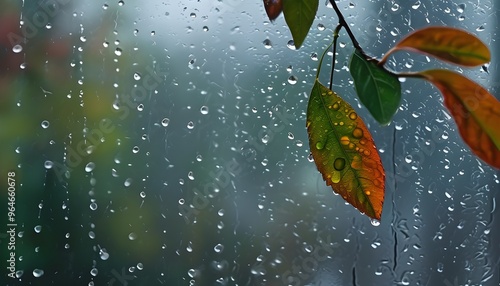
[457,3,465,13]
[99,249,110,260]
[217,209,224,216]
[371,219,380,226]
[188,268,198,278]
[190,12,196,18]
[12,44,23,53]
[34,225,42,233]
[41,120,50,128]
[196,155,203,162]
[333,158,346,171]
[118,0,124,6]
[80,36,86,42]
[310,53,318,61]
[89,202,98,210]
[33,269,44,277]
[348,112,357,120]
[102,3,109,9]
[16,270,24,278]
[44,160,53,169]
[132,146,140,153]
[437,262,444,272]
[352,128,363,139]
[90,268,98,277]
[317,23,325,31]
[200,106,209,115]
[263,39,272,49]
[261,134,270,144]
[188,171,195,180]
[161,118,170,127]
[85,162,95,172]
[287,40,296,50]
[214,243,224,253]
[133,72,141,80]
[187,121,195,129]
[405,155,412,164]
[140,191,146,198]
[124,178,132,187]
[128,232,137,240]
[288,75,297,85]
[287,132,294,140]
[315,142,324,150]
[202,26,209,32]
[114,48,122,56]
[137,263,144,270]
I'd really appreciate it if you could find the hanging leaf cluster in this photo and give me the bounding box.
[263,1,500,220]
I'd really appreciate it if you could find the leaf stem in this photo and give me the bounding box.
[328,0,362,52]
[329,24,342,90]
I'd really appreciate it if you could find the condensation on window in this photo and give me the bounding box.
[1,0,499,285]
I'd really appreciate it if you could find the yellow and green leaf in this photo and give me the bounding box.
[381,27,490,67]
[418,69,500,169]
[307,80,385,219]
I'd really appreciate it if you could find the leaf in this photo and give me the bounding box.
[282,0,318,49]
[307,80,386,220]
[382,27,490,67]
[263,0,283,21]
[419,69,500,169]
[349,49,402,125]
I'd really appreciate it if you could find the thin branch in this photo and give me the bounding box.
[328,0,362,51]
[329,24,343,90]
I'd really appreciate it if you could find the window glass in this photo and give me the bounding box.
[1,0,499,285]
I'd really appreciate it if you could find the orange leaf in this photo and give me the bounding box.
[381,27,490,67]
[419,69,500,169]
[307,80,385,220]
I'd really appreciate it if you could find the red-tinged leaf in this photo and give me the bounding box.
[419,69,500,169]
[263,0,283,21]
[307,80,386,220]
[381,27,490,67]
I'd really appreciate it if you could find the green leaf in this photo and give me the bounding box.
[381,27,490,67]
[418,69,500,169]
[307,80,386,220]
[349,49,402,125]
[282,0,318,49]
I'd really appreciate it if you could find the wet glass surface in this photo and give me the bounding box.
[0,0,499,285]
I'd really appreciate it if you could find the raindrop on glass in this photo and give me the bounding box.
[214,244,224,253]
[90,268,98,276]
[89,202,98,211]
[114,48,122,56]
[187,121,195,129]
[41,120,50,129]
[44,160,53,169]
[12,44,23,53]
[128,232,137,240]
[200,106,209,115]
[85,162,95,172]
[288,75,298,85]
[263,39,272,49]
[33,269,44,278]
[99,249,110,260]
[34,225,42,233]
[161,118,170,127]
